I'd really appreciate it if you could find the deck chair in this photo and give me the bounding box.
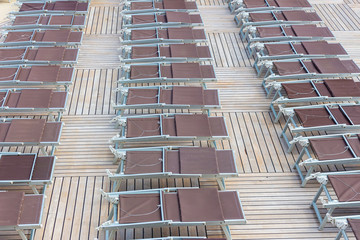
[0,88,68,120]
[111,113,229,147]
[0,118,62,155]
[114,86,220,115]
[262,58,360,81]
[0,47,78,66]
[120,27,207,45]
[309,171,360,230]
[252,41,348,73]
[0,191,45,240]
[280,103,360,150]
[98,188,246,240]
[0,153,55,194]
[290,133,360,186]
[0,29,83,47]
[229,0,312,14]
[13,1,89,15]
[119,43,212,64]
[119,63,216,85]
[5,14,86,30]
[237,10,322,37]
[268,79,360,122]
[122,0,198,14]
[329,215,360,240]
[0,65,74,89]
[122,12,203,29]
[108,146,238,190]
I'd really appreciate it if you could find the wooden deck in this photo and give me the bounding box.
[1,0,360,239]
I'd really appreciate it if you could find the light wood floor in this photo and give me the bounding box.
[1,0,360,239]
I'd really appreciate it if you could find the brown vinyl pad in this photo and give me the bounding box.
[0,49,26,61]
[131,2,156,10]
[33,47,66,61]
[164,150,180,173]
[169,44,199,58]
[4,31,33,42]
[312,58,350,73]
[27,65,61,82]
[209,117,228,136]
[249,12,278,22]
[0,191,24,226]
[324,79,360,97]
[294,108,334,127]
[131,29,157,40]
[179,147,219,174]
[257,27,284,38]
[171,63,202,78]
[31,156,55,180]
[119,193,162,224]
[291,25,333,37]
[12,16,40,25]
[168,28,195,39]
[174,114,211,136]
[217,150,237,173]
[282,11,321,21]
[16,89,53,108]
[126,88,158,105]
[273,61,308,75]
[302,41,347,55]
[40,29,72,42]
[275,0,311,7]
[130,65,159,79]
[282,82,319,99]
[172,86,204,105]
[243,0,274,8]
[132,46,159,59]
[126,117,161,138]
[0,154,35,180]
[162,116,176,136]
[310,138,353,160]
[219,191,244,220]
[348,219,360,240]
[341,106,360,125]
[265,43,294,56]
[124,151,163,174]
[48,15,73,25]
[165,12,192,23]
[20,3,44,11]
[19,194,44,225]
[163,0,188,9]
[4,119,46,142]
[132,15,155,24]
[328,174,360,202]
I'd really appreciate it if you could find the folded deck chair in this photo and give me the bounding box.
[237,10,322,36]
[262,58,360,82]
[122,0,198,14]
[268,79,360,122]
[280,103,360,150]
[0,29,83,47]
[0,153,55,194]
[229,0,312,14]
[289,133,360,186]
[0,118,62,155]
[0,88,68,120]
[0,47,78,66]
[111,113,229,148]
[120,27,207,45]
[114,86,220,115]
[98,188,246,240]
[108,146,238,190]
[329,215,360,240]
[308,171,360,230]
[122,12,203,29]
[0,191,45,240]
[13,1,89,15]
[119,63,216,85]
[0,65,74,89]
[253,41,348,72]
[119,43,212,64]
[5,14,86,30]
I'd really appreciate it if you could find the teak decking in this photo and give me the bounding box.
[1,0,360,239]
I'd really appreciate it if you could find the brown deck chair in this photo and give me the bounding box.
[18,1,89,13]
[0,153,55,193]
[243,0,311,8]
[256,25,333,39]
[0,191,44,240]
[126,0,198,13]
[249,10,321,22]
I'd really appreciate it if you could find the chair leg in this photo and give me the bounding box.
[16,228,28,240]
[222,225,232,240]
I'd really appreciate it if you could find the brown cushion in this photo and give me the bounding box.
[5,32,33,43]
[310,138,353,160]
[175,114,211,136]
[17,89,53,108]
[265,43,294,56]
[19,195,43,225]
[126,89,158,105]
[170,44,198,58]
[126,117,160,138]
[171,63,202,78]
[0,154,35,180]
[275,0,311,7]
[172,86,204,105]
[348,219,360,240]
[0,49,25,62]
[341,106,360,125]
[124,151,163,174]
[273,62,307,75]
[132,46,159,59]
[130,65,159,79]
[49,15,73,25]
[295,108,334,127]
[132,15,155,24]
[5,119,46,143]
[282,82,318,99]
[179,147,219,174]
[324,79,360,97]
[328,174,360,202]
[0,192,24,226]
[165,12,191,23]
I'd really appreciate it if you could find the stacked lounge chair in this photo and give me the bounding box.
[0,1,89,239]
[97,1,246,239]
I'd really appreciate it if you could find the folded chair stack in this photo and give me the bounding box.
[97,1,247,239]
[0,1,90,239]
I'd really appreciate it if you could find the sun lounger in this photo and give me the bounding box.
[229,0,312,14]
[13,1,89,15]
[119,43,212,64]
[262,58,360,82]
[108,146,238,190]
[289,134,360,186]
[0,118,62,155]
[111,113,229,148]
[237,10,322,37]
[0,29,83,47]
[114,86,220,115]
[0,46,78,66]
[122,0,198,14]
[0,88,68,120]
[252,41,348,73]
[98,188,246,240]
[120,27,207,45]
[0,65,74,89]
[119,63,216,85]
[0,191,45,240]
[5,14,86,30]
[268,79,360,122]
[122,12,203,29]
[0,153,55,193]
[329,215,360,240]
[280,103,360,150]
[309,171,360,230]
